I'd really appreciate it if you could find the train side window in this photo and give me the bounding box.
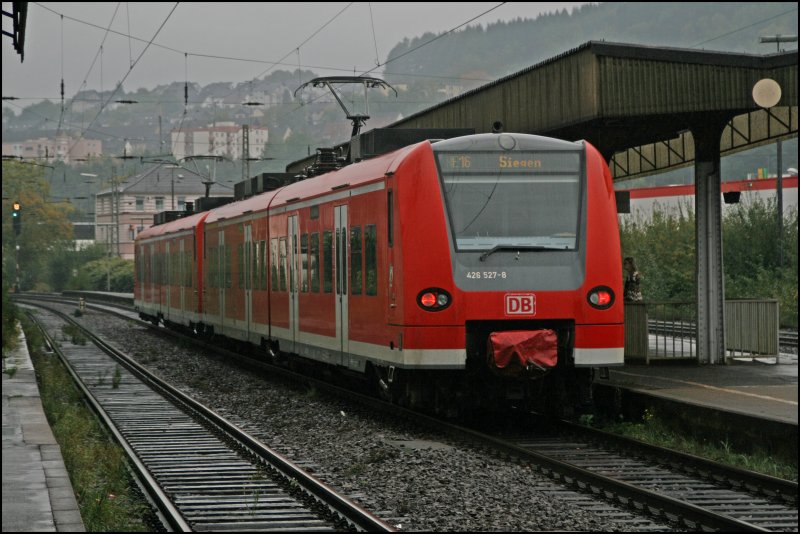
[350,226,362,295]
[387,189,393,248]
[208,247,216,288]
[259,240,267,290]
[310,233,320,292]
[184,250,190,287]
[300,234,309,292]
[252,241,258,290]
[238,244,244,289]
[171,247,178,286]
[225,245,233,289]
[206,248,212,288]
[217,245,223,289]
[323,231,333,293]
[279,238,287,292]
[137,247,143,284]
[247,242,253,290]
[271,239,279,290]
[245,242,252,290]
[209,248,213,289]
[365,224,377,296]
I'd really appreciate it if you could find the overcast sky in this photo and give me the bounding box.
[2,2,589,104]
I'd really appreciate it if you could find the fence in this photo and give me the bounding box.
[623,299,780,364]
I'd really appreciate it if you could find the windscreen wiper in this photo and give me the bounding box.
[478,244,566,262]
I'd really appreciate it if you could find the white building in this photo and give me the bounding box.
[171,122,268,161]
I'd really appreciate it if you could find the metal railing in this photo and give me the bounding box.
[624,299,780,364]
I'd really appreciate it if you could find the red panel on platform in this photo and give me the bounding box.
[488,330,558,371]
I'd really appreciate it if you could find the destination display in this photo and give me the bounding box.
[437,151,581,173]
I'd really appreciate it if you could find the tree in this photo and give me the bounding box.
[2,161,75,291]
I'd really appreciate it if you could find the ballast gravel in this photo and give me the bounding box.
[69,308,665,532]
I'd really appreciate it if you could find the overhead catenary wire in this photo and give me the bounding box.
[12,3,799,171]
[64,3,180,162]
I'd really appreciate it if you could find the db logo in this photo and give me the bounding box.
[505,294,536,316]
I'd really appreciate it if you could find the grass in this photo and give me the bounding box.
[588,409,798,482]
[23,315,157,531]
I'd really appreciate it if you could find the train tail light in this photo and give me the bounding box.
[587,286,614,309]
[417,288,452,311]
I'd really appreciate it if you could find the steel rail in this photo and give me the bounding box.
[21,300,394,532]
[25,308,193,532]
[551,418,798,505]
[19,295,792,531]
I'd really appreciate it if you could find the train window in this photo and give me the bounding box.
[279,238,287,292]
[365,225,377,296]
[253,241,267,289]
[182,250,187,287]
[292,234,298,292]
[212,247,216,289]
[435,150,582,252]
[350,226,362,295]
[172,249,179,287]
[387,190,393,248]
[225,245,233,289]
[252,241,259,290]
[208,247,214,288]
[271,239,279,290]
[246,241,253,291]
[300,234,309,292]
[238,244,244,289]
[209,247,215,289]
[310,205,319,219]
[323,231,333,293]
[202,249,207,287]
[310,233,320,293]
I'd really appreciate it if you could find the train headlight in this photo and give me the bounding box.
[587,286,615,309]
[417,288,452,311]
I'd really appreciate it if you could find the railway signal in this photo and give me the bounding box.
[12,201,21,235]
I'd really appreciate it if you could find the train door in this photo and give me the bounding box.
[287,215,299,351]
[218,230,225,334]
[334,205,349,357]
[244,224,253,342]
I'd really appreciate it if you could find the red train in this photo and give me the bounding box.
[135,132,624,415]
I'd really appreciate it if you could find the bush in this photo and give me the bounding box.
[620,199,798,328]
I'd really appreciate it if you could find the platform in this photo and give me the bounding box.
[595,351,798,462]
[601,352,798,425]
[2,325,85,532]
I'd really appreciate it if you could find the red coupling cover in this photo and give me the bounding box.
[488,330,558,371]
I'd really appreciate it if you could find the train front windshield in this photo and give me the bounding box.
[435,150,583,252]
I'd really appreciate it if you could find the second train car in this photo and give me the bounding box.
[135,132,624,415]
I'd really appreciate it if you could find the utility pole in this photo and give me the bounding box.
[758,35,796,267]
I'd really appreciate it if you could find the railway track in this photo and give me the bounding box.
[371,406,799,532]
[21,302,393,532]
[18,294,798,531]
[493,420,798,532]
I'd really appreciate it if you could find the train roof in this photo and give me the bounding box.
[204,188,280,225]
[136,210,210,241]
[204,140,427,225]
